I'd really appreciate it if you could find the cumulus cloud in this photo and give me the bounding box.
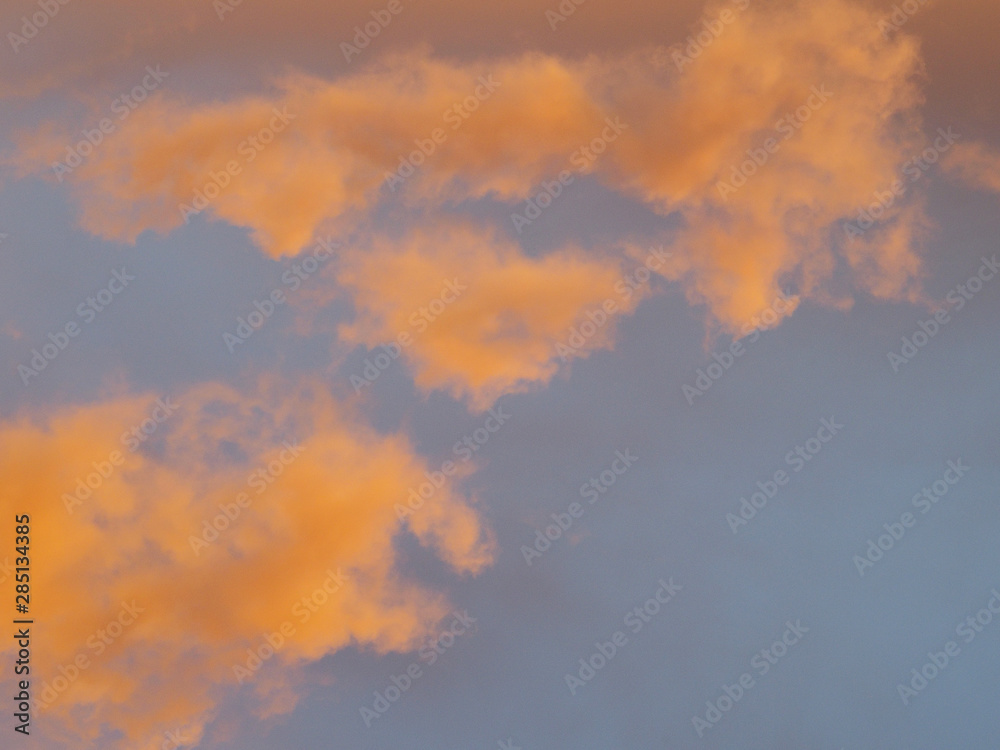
[336,225,650,408]
[600,0,930,329]
[9,0,933,339]
[0,380,494,747]
[7,53,609,256]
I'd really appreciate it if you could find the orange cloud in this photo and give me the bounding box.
[9,0,934,338]
[0,379,494,747]
[942,140,1000,194]
[0,0,710,100]
[337,226,650,408]
[8,53,609,256]
[601,0,930,329]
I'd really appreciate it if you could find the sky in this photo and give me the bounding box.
[0,0,999,748]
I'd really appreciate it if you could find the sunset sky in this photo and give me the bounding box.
[1,0,999,748]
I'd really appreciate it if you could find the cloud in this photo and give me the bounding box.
[9,0,934,340]
[600,0,930,329]
[7,52,612,256]
[942,140,1000,194]
[0,379,494,747]
[0,0,709,99]
[4,0,941,397]
[336,225,648,408]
